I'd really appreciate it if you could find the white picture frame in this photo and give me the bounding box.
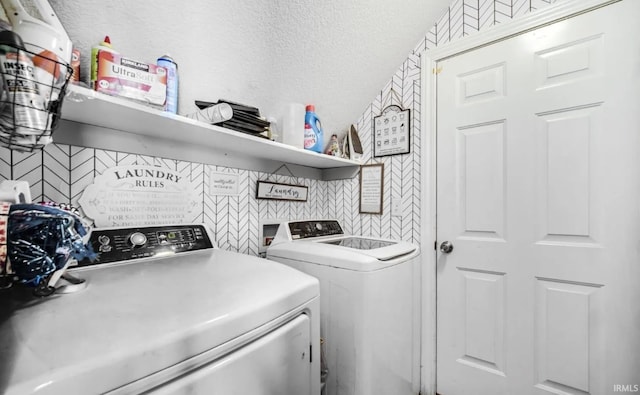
[359,163,384,214]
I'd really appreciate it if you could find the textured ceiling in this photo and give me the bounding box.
[49,0,450,143]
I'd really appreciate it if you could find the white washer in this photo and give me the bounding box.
[0,224,320,395]
[266,220,420,395]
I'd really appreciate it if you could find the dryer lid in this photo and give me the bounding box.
[0,249,318,395]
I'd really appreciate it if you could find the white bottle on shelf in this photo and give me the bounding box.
[280,102,304,149]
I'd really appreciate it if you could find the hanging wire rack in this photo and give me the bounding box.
[0,30,72,152]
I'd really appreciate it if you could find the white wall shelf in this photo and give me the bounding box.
[56,85,360,180]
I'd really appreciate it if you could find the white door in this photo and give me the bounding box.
[436,1,640,394]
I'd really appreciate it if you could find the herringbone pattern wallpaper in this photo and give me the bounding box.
[0,0,558,254]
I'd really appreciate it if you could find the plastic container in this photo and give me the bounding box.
[0,29,72,151]
[304,104,323,153]
[90,36,117,89]
[157,54,178,114]
[70,48,80,82]
[0,30,47,147]
[2,0,73,64]
[281,102,304,149]
[33,49,62,102]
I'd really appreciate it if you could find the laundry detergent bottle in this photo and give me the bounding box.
[304,105,324,153]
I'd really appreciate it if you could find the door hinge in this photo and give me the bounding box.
[309,344,312,363]
[432,67,443,74]
[434,240,437,250]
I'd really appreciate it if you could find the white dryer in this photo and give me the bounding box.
[0,224,320,395]
[266,220,420,395]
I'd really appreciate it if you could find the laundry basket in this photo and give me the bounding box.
[0,29,72,152]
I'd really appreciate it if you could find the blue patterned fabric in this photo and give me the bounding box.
[6,203,95,295]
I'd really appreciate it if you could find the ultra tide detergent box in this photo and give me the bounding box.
[95,50,167,107]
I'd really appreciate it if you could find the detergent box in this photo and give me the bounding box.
[95,51,167,107]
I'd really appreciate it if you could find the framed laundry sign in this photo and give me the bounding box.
[256,180,308,202]
[359,163,384,214]
[78,165,199,227]
[373,105,410,157]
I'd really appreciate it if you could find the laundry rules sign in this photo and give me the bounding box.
[79,165,199,227]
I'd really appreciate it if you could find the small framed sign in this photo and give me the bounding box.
[256,180,308,202]
[359,163,384,214]
[210,171,239,196]
[373,105,410,157]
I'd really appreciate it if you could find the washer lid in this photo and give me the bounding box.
[317,236,415,261]
[319,237,396,250]
[0,250,319,395]
[267,236,418,271]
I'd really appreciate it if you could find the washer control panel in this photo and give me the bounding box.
[74,224,214,267]
[288,220,344,240]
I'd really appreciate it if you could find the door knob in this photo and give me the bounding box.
[439,241,454,254]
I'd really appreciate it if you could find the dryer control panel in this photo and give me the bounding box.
[288,220,344,240]
[74,224,214,267]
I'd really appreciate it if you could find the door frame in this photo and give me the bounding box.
[418,1,619,393]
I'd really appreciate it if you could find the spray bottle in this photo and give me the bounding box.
[157,54,178,114]
[1,0,73,64]
[304,104,323,153]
